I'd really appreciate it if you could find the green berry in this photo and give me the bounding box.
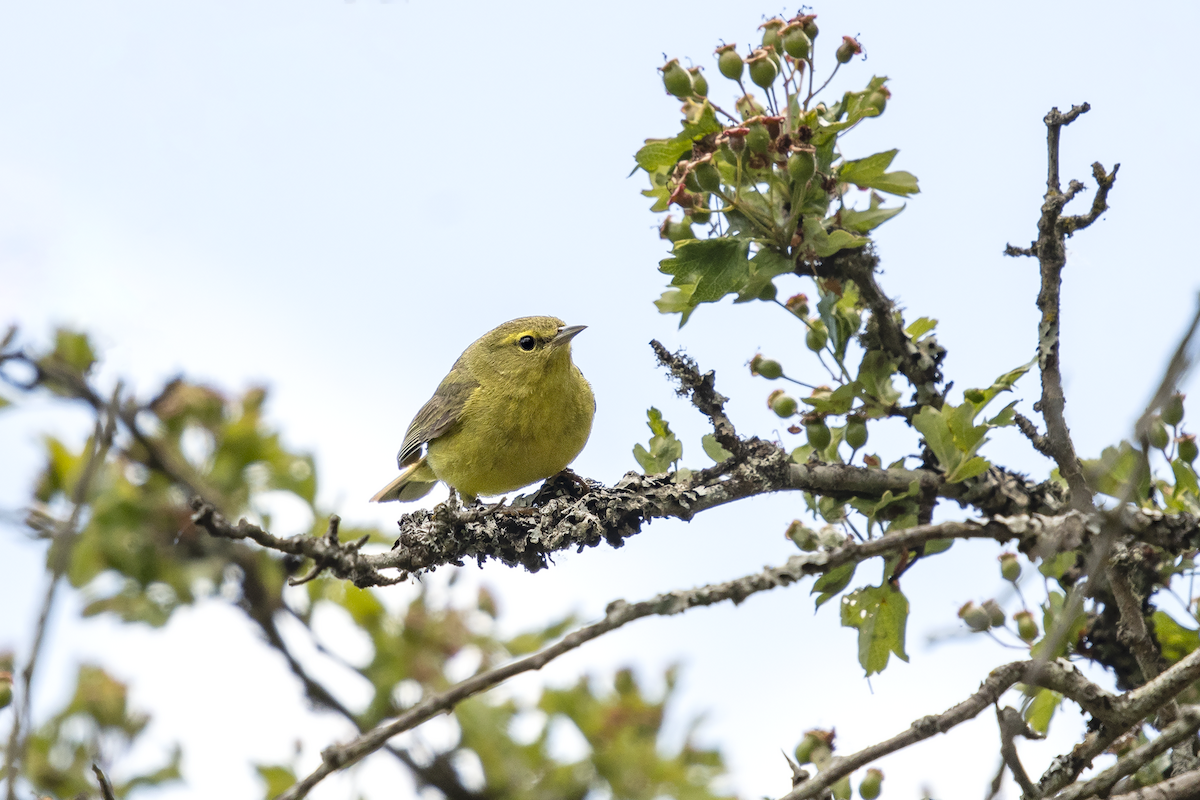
[1015,610,1039,643]
[694,162,721,193]
[794,731,829,765]
[983,599,1006,628]
[753,356,784,379]
[770,391,798,418]
[716,44,744,82]
[1164,393,1186,426]
[806,420,831,451]
[690,206,711,224]
[745,122,770,154]
[687,67,707,97]
[865,86,890,115]
[661,58,693,98]
[1179,434,1198,464]
[836,36,862,64]
[999,552,1020,583]
[787,148,817,186]
[781,23,811,59]
[806,321,828,352]
[833,775,851,800]
[1150,417,1170,450]
[747,50,778,89]
[859,768,883,800]
[0,674,11,710]
[658,216,694,242]
[958,601,990,632]
[760,18,785,55]
[844,417,867,450]
[800,15,819,41]
[786,520,819,551]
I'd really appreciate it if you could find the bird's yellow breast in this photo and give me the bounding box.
[425,359,594,499]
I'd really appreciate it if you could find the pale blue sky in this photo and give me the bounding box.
[2,2,1198,798]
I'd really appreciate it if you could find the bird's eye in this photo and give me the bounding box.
[518,335,536,351]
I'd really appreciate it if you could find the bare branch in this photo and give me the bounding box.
[1050,706,1200,800]
[1106,769,1200,800]
[1014,412,1054,458]
[997,705,1043,798]
[91,763,117,800]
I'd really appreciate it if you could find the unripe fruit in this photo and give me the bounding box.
[1150,417,1170,450]
[735,94,765,119]
[658,216,695,242]
[771,391,798,418]
[781,23,811,59]
[726,128,748,154]
[1164,393,1186,426]
[684,170,703,192]
[0,673,11,710]
[694,162,721,193]
[833,775,851,800]
[1179,434,1198,464]
[859,769,883,800]
[982,599,1006,628]
[661,59,694,98]
[844,417,867,450]
[788,148,817,186]
[836,36,862,64]
[806,420,831,451]
[999,552,1020,583]
[795,730,831,765]
[687,67,707,97]
[716,44,744,82]
[747,50,778,89]
[746,122,770,154]
[958,601,990,632]
[864,86,890,115]
[798,14,819,41]
[760,18,785,55]
[806,321,828,352]
[786,520,819,551]
[757,281,777,301]
[1015,610,1039,643]
[785,293,809,317]
[690,206,712,224]
[752,356,784,379]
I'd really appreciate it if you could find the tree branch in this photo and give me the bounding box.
[1106,769,1200,800]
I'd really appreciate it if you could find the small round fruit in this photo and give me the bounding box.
[958,601,990,632]
[1149,417,1170,450]
[755,358,783,379]
[859,769,883,800]
[788,148,817,186]
[800,15,819,40]
[1015,610,1039,643]
[661,58,694,98]
[982,599,1006,628]
[844,417,867,449]
[1164,393,1186,426]
[999,552,1020,583]
[760,18,785,54]
[716,44,744,82]
[1179,434,1198,464]
[658,216,695,242]
[836,36,862,64]
[694,162,721,193]
[771,393,798,418]
[747,50,778,88]
[781,23,811,59]
[687,67,708,97]
[806,420,831,451]
[745,122,770,154]
[806,322,828,352]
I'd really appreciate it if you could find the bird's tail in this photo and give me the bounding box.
[369,456,439,503]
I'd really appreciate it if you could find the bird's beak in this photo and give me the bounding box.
[552,325,587,347]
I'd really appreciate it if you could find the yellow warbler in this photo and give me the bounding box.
[370,316,594,503]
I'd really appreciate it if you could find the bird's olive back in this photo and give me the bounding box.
[461,316,572,382]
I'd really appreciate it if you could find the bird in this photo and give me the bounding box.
[370,316,594,503]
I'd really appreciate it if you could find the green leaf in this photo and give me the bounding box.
[735,247,795,303]
[839,149,898,185]
[701,433,732,463]
[634,407,684,473]
[905,317,937,339]
[839,203,904,234]
[863,171,920,196]
[1024,687,1062,734]
[946,456,990,484]
[659,237,751,304]
[255,764,297,800]
[635,138,693,173]
[1152,611,1199,664]
[1172,459,1200,498]
[654,285,697,326]
[840,583,909,676]
[813,562,856,608]
[1082,442,1150,500]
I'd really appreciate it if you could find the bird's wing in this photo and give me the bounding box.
[397,365,478,468]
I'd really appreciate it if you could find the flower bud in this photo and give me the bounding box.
[835,36,862,64]
[999,552,1020,583]
[785,293,809,317]
[982,599,1006,628]
[751,355,784,379]
[760,18,785,55]
[787,147,817,187]
[1014,610,1039,643]
[747,49,778,89]
[786,520,820,551]
[806,419,831,451]
[1179,434,1198,464]
[806,320,828,352]
[1164,393,1186,427]
[716,44,744,82]
[780,23,811,60]
[769,390,798,418]
[844,417,867,450]
[694,161,722,193]
[687,66,708,97]
[859,768,883,800]
[661,58,694,98]
[1149,417,1170,450]
[958,601,990,632]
